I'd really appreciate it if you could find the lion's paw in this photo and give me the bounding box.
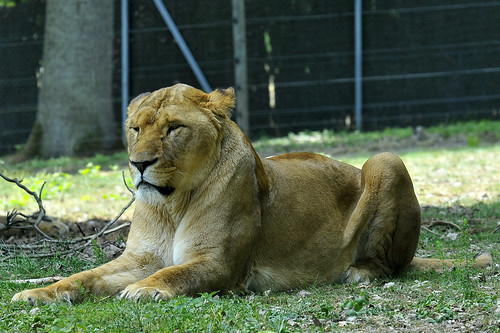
[120,283,172,302]
[12,288,67,305]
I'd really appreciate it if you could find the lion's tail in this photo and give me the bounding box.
[406,252,493,272]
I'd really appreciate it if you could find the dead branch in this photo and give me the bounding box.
[122,170,134,195]
[422,220,462,231]
[1,170,135,261]
[1,196,134,261]
[0,172,53,239]
[9,276,65,285]
[79,222,131,241]
[61,196,135,245]
[421,225,440,236]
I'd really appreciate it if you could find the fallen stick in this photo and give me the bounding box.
[1,171,135,260]
[0,172,52,240]
[10,276,65,285]
[79,222,131,241]
[421,226,440,236]
[423,220,462,231]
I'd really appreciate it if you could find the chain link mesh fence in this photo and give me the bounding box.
[0,1,45,155]
[1,0,499,155]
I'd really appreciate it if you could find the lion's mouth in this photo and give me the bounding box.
[139,181,175,196]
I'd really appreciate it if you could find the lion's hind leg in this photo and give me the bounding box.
[344,153,421,283]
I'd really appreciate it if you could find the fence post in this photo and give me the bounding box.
[232,0,250,135]
[354,0,363,131]
[121,0,129,143]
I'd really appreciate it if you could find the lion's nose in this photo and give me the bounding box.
[130,158,158,174]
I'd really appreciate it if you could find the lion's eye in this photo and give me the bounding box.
[166,124,183,136]
[130,126,140,134]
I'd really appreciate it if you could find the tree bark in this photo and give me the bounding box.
[22,0,117,158]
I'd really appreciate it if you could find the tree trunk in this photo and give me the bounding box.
[23,0,117,158]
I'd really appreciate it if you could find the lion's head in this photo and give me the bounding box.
[125,84,235,204]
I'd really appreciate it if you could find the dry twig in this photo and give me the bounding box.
[9,276,65,285]
[1,171,135,260]
[0,172,53,239]
[422,220,462,231]
[421,226,440,236]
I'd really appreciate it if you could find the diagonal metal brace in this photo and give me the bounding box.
[152,0,212,93]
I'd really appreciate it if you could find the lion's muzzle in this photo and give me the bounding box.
[138,181,175,196]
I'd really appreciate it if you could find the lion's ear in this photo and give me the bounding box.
[205,87,236,118]
[127,92,151,116]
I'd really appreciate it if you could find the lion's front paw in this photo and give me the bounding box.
[120,282,172,302]
[12,288,67,305]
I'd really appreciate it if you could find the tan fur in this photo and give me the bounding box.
[12,84,492,304]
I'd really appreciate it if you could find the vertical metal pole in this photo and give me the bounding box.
[232,0,249,135]
[354,0,363,131]
[121,0,129,142]
[153,0,211,93]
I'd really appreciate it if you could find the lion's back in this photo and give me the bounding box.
[263,152,361,205]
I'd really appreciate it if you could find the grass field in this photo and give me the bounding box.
[0,121,499,332]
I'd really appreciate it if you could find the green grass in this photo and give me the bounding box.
[253,119,500,156]
[427,119,500,139]
[0,120,499,332]
[1,247,498,332]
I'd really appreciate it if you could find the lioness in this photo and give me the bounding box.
[12,84,492,304]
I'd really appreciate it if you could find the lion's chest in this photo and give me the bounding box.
[172,232,189,266]
[145,222,188,268]
[139,226,186,268]
[170,216,197,266]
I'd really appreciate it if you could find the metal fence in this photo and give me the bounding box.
[1,0,500,155]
